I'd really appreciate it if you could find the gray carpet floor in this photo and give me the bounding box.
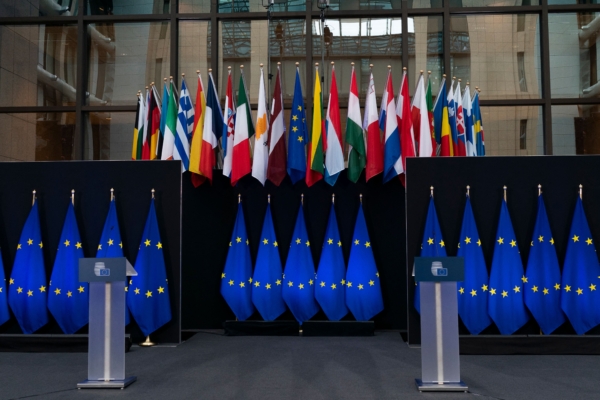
[0,332,597,400]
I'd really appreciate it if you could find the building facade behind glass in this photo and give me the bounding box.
[1,0,600,162]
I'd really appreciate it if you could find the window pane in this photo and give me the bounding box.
[0,0,79,16]
[179,0,211,13]
[0,113,76,161]
[87,22,171,106]
[218,0,305,12]
[87,0,169,15]
[549,13,600,98]
[84,112,135,160]
[0,25,77,107]
[269,20,307,103]
[312,0,401,10]
[450,14,541,100]
[449,0,538,7]
[552,105,600,155]
[481,106,543,155]
[548,0,597,4]
[409,16,443,97]
[218,21,252,102]
[179,21,211,101]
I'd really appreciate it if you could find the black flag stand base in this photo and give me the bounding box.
[415,379,468,392]
[139,335,155,347]
[78,376,137,390]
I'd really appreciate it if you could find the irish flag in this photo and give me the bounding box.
[324,63,344,186]
[306,64,324,187]
[231,67,253,186]
[161,79,178,161]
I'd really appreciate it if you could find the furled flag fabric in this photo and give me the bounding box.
[252,67,269,186]
[426,74,435,147]
[190,73,207,187]
[457,196,492,335]
[472,90,485,156]
[156,80,170,158]
[127,198,172,337]
[346,65,365,183]
[315,202,348,321]
[222,71,236,179]
[463,84,477,157]
[447,79,459,156]
[161,79,178,161]
[434,77,453,157]
[488,198,530,335]
[97,197,130,325]
[397,70,416,180]
[412,73,434,157]
[524,193,566,334]
[132,92,144,160]
[306,66,324,187]
[174,77,195,172]
[199,72,224,183]
[378,71,389,135]
[324,64,344,186]
[8,201,48,334]
[251,202,286,321]
[267,65,287,186]
[382,72,403,183]
[142,88,151,160]
[287,67,308,184]
[363,72,383,181]
[415,195,446,314]
[48,201,89,334]
[454,81,467,156]
[231,70,253,186]
[282,201,320,323]
[221,201,255,320]
[0,250,9,327]
[346,203,384,321]
[561,196,600,334]
[149,85,162,160]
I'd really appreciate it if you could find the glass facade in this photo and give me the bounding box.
[1,0,600,160]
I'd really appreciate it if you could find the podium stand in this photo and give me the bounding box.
[414,257,468,392]
[77,258,137,389]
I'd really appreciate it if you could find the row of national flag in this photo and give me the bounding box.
[417,186,600,336]
[0,191,171,337]
[221,195,384,323]
[132,66,486,188]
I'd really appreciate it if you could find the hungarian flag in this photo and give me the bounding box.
[222,70,236,179]
[231,68,253,186]
[433,76,453,157]
[463,83,477,157]
[199,71,223,183]
[267,65,287,186]
[412,73,434,158]
[455,80,467,156]
[382,70,402,183]
[142,88,151,160]
[346,64,365,183]
[426,73,435,149]
[190,72,207,187]
[132,92,144,160]
[252,66,269,186]
[324,64,344,186]
[397,69,415,184]
[363,71,383,181]
[161,79,178,161]
[149,84,161,160]
[306,65,324,187]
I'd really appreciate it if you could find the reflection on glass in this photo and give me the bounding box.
[0,25,77,107]
[87,0,169,15]
[549,13,600,99]
[218,0,305,13]
[85,112,135,160]
[179,21,211,102]
[548,0,596,4]
[87,22,171,106]
[480,106,543,155]
[219,21,252,102]
[409,16,443,97]
[552,105,600,155]
[0,0,79,16]
[0,113,76,161]
[450,14,541,100]
[179,0,211,13]
[448,0,538,6]
[312,0,401,10]
[269,20,306,102]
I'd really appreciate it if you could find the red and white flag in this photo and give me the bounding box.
[231,67,253,186]
[412,73,434,157]
[455,80,467,156]
[267,65,287,186]
[362,71,383,181]
[324,63,344,186]
[252,66,269,185]
[396,69,416,183]
[222,70,236,179]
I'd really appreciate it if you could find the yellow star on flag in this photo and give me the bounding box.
[305,240,310,246]
[266,283,272,289]
[248,277,253,283]
[532,285,538,293]
[156,242,163,249]
[292,115,298,121]
[538,235,544,242]
[576,288,583,295]
[298,283,304,289]
[510,240,517,247]
[27,238,33,245]
[369,280,374,286]
[17,244,21,250]
[320,281,325,287]
[246,239,249,245]
[144,239,151,246]
[365,242,371,248]
[554,283,560,290]
[590,284,597,291]
[228,280,234,286]
[376,272,380,278]
[119,242,123,248]
[337,240,342,247]
[564,285,571,292]
[521,275,528,283]
[470,289,477,297]
[221,273,226,279]
[145,290,152,298]
[297,136,303,142]
[439,240,445,247]
[254,281,260,287]
[27,290,33,297]
[341,279,346,285]
[17,287,23,294]
[354,239,359,245]
[477,239,481,246]
[331,283,337,289]
[292,126,298,132]
[347,282,353,288]
[239,282,245,288]
[358,284,364,290]
[67,291,73,297]
[78,286,85,293]
[39,285,46,293]
[273,241,278,247]
[158,286,165,294]
[490,288,497,295]
[327,238,333,245]
[513,285,521,293]
[108,239,114,246]
[54,288,61,295]
[482,284,488,292]
[262,238,268,245]
[38,242,43,248]
[501,290,508,298]
[497,237,504,245]
[295,238,301,244]
[135,288,141,294]
[550,238,554,245]
[543,288,549,295]
[572,235,579,242]
[75,242,82,249]
[98,244,102,250]
[465,237,471,244]
[288,281,294,287]
[236,237,241,243]
[64,240,70,247]
[309,279,314,286]
[427,238,434,245]
[459,287,465,294]
[9,278,14,285]
[586,238,593,245]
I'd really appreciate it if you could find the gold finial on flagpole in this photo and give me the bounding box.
[181,73,185,78]
[260,63,264,68]
[370,64,373,69]
[579,184,583,199]
[467,81,470,85]
[403,67,407,71]
[240,65,244,69]
[268,194,271,204]
[332,194,335,204]
[151,82,155,87]
[208,68,212,72]
[453,76,456,80]
[538,184,542,196]
[351,62,355,66]
[169,76,173,81]
[458,78,462,83]
[428,70,431,75]
[430,186,434,197]
[196,70,200,74]
[238,194,241,203]
[140,335,155,347]
[388,65,391,70]
[227,66,232,71]
[331,61,335,65]
[503,186,507,202]
[151,188,155,199]
[295,62,299,67]
[301,193,304,206]
[71,189,75,206]
[420,70,424,74]
[145,86,148,90]
[359,194,363,203]
[466,185,470,197]
[277,61,281,66]
[443,74,446,78]
[32,190,36,206]
[110,188,114,201]
[163,77,167,82]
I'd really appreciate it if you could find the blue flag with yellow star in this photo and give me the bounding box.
[561,197,600,335]
[8,202,48,334]
[97,198,130,325]
[346,204,384,321]
[48,202,89,334]
[315,202,348,321]
[524,194,566,335]
[251,203,286,321]
[287,68,308,184]
[415,195,446,314]
[127,199,171,336]
[221,202,255,320]
[457,196,491,335]
[488,199,529,335]
[0,250,10,327]
[282,201,319,323]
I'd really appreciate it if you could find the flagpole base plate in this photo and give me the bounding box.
[415,379,468,392]
[78,376,137,389]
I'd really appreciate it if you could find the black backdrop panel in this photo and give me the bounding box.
[0,161,182,344]
[406,156,600,344]
[182,170,407,330]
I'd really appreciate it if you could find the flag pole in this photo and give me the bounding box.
[466,185,470,198]
[430,186,434,198]
[538,184,542,196]
[32,190,36,206]
[71,189,75,206]
[503,186,507,202]
[140,188,157,347]
[359,193,363,204]
[332,193,335,204]
[579,184,582,200]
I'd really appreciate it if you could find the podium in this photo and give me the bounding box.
[414,257,468,392]
[77,258,137,389]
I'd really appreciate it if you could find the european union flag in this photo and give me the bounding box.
[523,193,566,334]
[48,201,89,334]
[8,201,48,334]
[251,202,286,321]
[457,195,492,335]
[287,68,308,184]
[282,200,319,323]
[561,196,600,334]
[488,198,529,335]
[127,199,172,336]
[221,201,255,320]
[315,201,348,321]
[0,250,10,327]
[415,195,446,314]
[346,202,384,321]
[97,197,130,325]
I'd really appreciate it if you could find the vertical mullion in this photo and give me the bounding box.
[75,0,87,159]
[443,0,451,80]
[211,0,219,85]
[171,0,178,88]
[402,0,409,71]
[306,1,313,131]
[540,1,553,154]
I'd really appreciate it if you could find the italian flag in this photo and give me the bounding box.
[231,69,253,186]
